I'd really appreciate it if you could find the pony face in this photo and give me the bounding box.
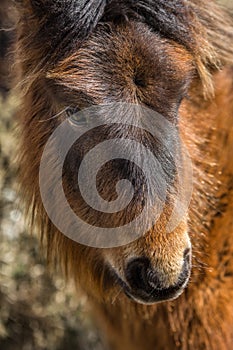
[16,0,232,305]
[36,21,194,304]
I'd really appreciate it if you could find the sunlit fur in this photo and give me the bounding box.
[14,1,233,349]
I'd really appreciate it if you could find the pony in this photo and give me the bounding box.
[14,1,233,349]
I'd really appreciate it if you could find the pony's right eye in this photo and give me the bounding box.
[66,107,89,126]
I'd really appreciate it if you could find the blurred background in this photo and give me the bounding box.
[0,1,232,349]
[0,1,103,349]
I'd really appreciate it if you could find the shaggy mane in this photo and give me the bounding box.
[15,0,233,97]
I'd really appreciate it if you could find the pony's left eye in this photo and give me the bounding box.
[66,107,88,126]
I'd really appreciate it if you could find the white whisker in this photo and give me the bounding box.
[38,107,70,123]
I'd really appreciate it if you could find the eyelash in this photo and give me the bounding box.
[66,107,81,117]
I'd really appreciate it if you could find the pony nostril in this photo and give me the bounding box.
[125,257,151,291]
[125,257,164,292]
[183,248,191,261]
[125,252,191,294]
